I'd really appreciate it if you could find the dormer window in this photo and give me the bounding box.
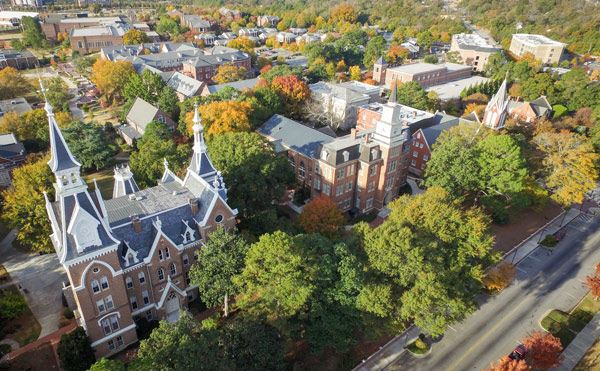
[127,253,134,266]
[321,150,329,161]
[342,151,349,162]
[371,149,378,160]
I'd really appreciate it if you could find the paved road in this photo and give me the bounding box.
[386,213,599,371]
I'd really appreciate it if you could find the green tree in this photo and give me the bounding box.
[134,312,219,371]
[0,290,26,320]
[245,86,283,125]
[416,30,435,49]
[396,81,429,110]
[361,188,497,336]
[424,54,439,64]
[10,39,24,51]
[62,121,113,171]
[1,157,54,253]
[235,231,314,322]
[157,86,180,121]
[260,64,302,83]
[57,327,95,371]
[43,77,74,112]
[21,16,45,49]
[189,228,248,317]
[156,15,180,36]
[363,35,387,70]
[220,315,285,371]
[207,132,294,234]
[88,358,125,371]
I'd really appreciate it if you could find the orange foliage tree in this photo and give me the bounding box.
[186,100,252,140]
[484,356,531,371]
[91,59,135,102]
[298,195,346,239]
[213,63,250,84]
[584,263,600,299]
[386,44,410,64]
[522,331,563,370]
[271,75,310,118]
[331,3,357,23]
[482,262,517,291]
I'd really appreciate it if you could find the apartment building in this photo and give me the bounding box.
[509,34,566,65]
[450,33,499,72]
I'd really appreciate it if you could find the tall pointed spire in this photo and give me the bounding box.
[388,76,398,104]
[188,102,217,178]
[39,77,82,176]
[483,72,510,130]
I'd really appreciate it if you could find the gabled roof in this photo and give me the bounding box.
[204,78,260,95]
[167,72,204,98]
[125,97,160,132]
[374,56,386,65]
[258,114,335,158]
[421,113,461,146]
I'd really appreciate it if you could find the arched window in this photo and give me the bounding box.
[299,161,305,178]
[125,277,133,289]
[100,276,109,290]
[157,268,165,281]
[138,272,146,284]
[91,279,100,294]
[169,263,176,276]
[289,156,295,169]
[183,254,189,266]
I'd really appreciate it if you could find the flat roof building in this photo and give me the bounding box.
[509,34,566,65]
[450,33,499,72]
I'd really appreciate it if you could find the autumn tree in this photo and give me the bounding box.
[584,263,600,299]
[298,195,346,239]
[533,131,598,206]
[484,356,531,371]
[123,29,149,45]
[1,156,54,253]
[42,77,74,112]
[331,3,357,23]
[522,331,564,370]
[185,100,252,140]
[386,44,410,64]
[482,262,517,291]
[227,37,256,54]
[189,228,248,317]
[271,75,310,118]
[0,67,34,100]
[213,63,251,84]
[91,59,136,102]
[349,65,361,81]
[0,108,72,144]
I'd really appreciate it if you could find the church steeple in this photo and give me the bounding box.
[483,73,510,130]
[388,76,398,104]
[188,102,217,180]
[40,78,85,193]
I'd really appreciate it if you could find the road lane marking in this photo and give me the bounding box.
[445,250,582,371]
[447,325,457,332]
[516,266,528,274]
[566,293,577,299]
[527,255,541,262]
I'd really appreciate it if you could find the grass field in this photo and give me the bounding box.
[575,335,600,371]
[0,285,41,347]
[541,293,600,347]
[83,167,117,200]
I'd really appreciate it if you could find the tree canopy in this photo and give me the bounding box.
[57,327,95,371]
[61,121,114,171]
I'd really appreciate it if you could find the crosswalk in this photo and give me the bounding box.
[574,213,594,223]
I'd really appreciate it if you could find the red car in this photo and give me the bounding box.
[553,229,566,241]
[509,344,528,360]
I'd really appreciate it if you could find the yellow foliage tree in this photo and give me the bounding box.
[336,60,348,72]
[213,63,249,84]
[186,101,252,140]
[91,59,135,101]
[227,37,256,54]
[482,262,517,291]
[0,67,34,100]
[463,103,487,119]
[0,108,72,142]
[123,29,149,45]
[331,3,357,23]
[533,131,599,206]
[349,65,361,81]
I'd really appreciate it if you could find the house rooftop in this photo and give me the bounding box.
[205,78,260,95]
[512,33,566,46]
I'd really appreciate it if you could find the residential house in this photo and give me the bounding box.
[195,33,216,46]
[0,49,39,70]
[200,77,260,96]
[508,96,552,123]
[289,28,307,36]
[450,33,499,72]
[509,34,566,65]
[277,32,296,44]
[181,15,211,33]
[0,97,32,119]
[238,28,260,38]
[257,15,279,27]
[401,38,420,59]
[259,99,413,214]
[167,72,204,101]
[297,33,321,44]
[218,7,241,20]
[0,133,26,187]
[120,97,177,145]
[43,95,237,359]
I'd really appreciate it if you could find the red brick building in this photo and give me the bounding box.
[508,96,552,123]
[373,59,472,89]
[0,49,38,70]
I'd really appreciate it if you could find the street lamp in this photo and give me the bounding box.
[537,229,548,244]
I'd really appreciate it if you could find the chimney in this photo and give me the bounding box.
[516,96,521,102]
[190,199,199,215]
[351,128,356,139]
[132,216,142,233]
[413,111,417,117]
[365,133,371,143]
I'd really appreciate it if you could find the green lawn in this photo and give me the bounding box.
[0,285,41,347]
[541,293,600,347]
[83,168,116,200]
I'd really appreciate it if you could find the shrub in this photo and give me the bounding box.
[415,338,428,350]
[57,327,95,371]
[63,308,74,319]
[552,105,568,119]
[541,234,558,247]
[0,290,27,320]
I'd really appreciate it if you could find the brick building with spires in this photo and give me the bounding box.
[43,99,237,358]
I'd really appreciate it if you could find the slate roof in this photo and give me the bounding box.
[0,133,25,159]
[47,104,81,172]
[125,97,159,132]
[310,81,370,103]
[421,113,461,146]
[258,114,335,158]
[204,78,260,95]
[167,72,204,98]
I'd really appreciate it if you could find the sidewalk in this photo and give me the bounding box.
[351,326,421,371]
[549,310,600,371]
[503,208,581,265]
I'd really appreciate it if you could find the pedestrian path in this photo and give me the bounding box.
[351,326,421,371]
[548,310,600,371]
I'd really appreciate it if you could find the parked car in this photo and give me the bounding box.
[508,344,528,360]
[553,229,566,241]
